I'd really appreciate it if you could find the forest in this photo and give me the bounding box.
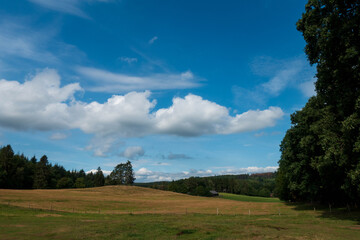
[0,144,135,189]
[136,173,276,197]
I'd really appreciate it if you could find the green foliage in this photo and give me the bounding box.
[74,177,86,188]
[56,177,74,189]
[139,173,277,198]
[108,160,135,185]
[94,167,105,187]
[277,0,360,205]
[0,145,105,190]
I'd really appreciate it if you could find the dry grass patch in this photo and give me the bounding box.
[0,186,286,215]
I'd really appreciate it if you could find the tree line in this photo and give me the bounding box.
[136,172,276,197]
[276,0,360,206]
[0,145,135,189]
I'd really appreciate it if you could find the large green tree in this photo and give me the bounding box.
[277,0,360,205]
[108,161,135,185]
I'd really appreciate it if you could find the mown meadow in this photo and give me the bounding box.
[1,186,360,239]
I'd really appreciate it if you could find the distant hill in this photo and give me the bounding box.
[135,172,277,198]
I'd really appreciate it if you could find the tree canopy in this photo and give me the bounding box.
[0,144,135,190]
[276,0,360,205]
[107,161,135,185]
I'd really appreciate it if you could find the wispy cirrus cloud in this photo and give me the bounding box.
[0,19,58,64]
[233,56,316,108]
[119,57,138,64]
[28,0,113,19]
[148,36,158,45]
[261,58,306,96]
[0,17,86,74]
[76,66,202,93]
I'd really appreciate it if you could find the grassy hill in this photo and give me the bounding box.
[1,186,360,239]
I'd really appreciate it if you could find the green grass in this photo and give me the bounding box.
[1,204,360,240]
[1,187,360,239]
[219,192,282,203]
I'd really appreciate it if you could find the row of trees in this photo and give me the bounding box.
[276,0,360,206]
[138,173,276,197]
[0,145,134,189]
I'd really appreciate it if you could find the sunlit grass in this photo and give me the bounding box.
[219,192,282,203]
[0,186,360,239]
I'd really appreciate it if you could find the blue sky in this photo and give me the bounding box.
[0,0,315,182]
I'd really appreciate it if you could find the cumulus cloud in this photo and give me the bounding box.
[0,69,284,155]
[76,66,201,93]
[0,69,81,130]
[120,146,145,159]
[135,166,278,182]
[155,94,283,136]
[148,36,158,45]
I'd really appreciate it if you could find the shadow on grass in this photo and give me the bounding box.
[285,202,360,224]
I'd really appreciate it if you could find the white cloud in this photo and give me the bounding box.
[262,58,304,96]
[148,36,158,45]
[254,132,266,137]
[119,57,138,64]
[0,19,58,63]
[155,94,283,136]
[0,68,81,130]
[76,66,201,93]
[120,146,145,159]
[85,136,123,157]
[217,166,278,175]
[0,18,86,72]
[86,169,112,175]
[28,0,111,19]
[238,56,316,104]
[0,69,284,156]
[135,166,278,182]
[299,78,316,97]
[50,132,69,140]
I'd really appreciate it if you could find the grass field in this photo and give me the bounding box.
[219,193,282,203]
[1,186,360,239]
